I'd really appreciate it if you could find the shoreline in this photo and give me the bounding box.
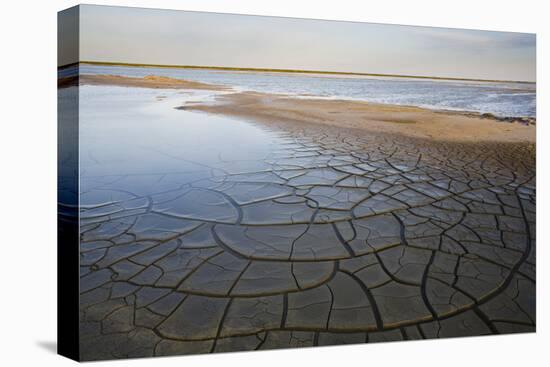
[61,61,537,84]
[70,74,536,144]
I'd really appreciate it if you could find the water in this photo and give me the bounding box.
[78,64,536,118]
[79,86,278,185]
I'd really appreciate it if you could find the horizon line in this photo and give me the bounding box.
[60,61,536,84]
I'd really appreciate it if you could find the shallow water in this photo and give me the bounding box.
[79,86,277,181]
[78,64,536,118]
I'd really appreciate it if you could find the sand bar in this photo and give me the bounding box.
[181,92,535,143]
[65,74,230,91]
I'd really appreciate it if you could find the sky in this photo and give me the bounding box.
[75,4,536,81]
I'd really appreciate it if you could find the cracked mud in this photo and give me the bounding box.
[75,87,536,360]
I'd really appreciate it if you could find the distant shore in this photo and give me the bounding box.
[72,74,536,144]
[61,61,537,84]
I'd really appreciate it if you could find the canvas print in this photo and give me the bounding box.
[57,4,536,361]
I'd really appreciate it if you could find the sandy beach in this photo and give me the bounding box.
[181,91,535,143]
[76,74,535,143]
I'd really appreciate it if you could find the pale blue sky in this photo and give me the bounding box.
[78,4,536,81]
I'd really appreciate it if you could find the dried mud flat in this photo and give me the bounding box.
[77,81,536,360]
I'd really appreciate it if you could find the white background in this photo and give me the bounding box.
[0,0,547,365]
